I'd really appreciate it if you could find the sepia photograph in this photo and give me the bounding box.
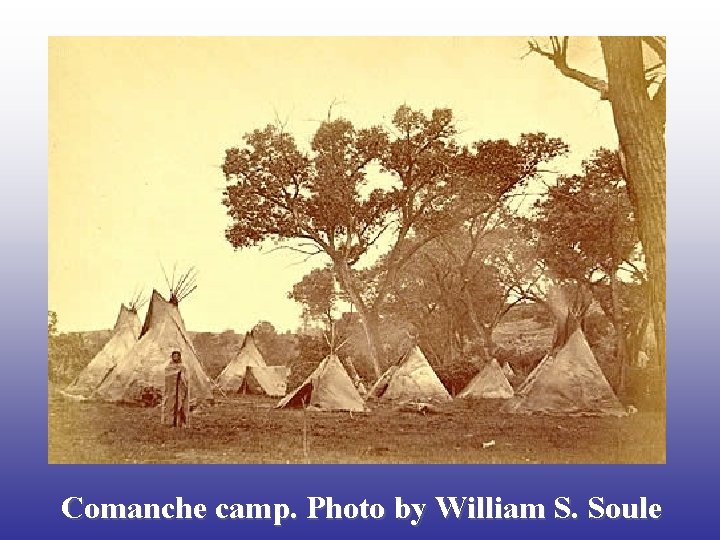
[48,36,666,464]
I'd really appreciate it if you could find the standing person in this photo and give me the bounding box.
[162,350,189,427]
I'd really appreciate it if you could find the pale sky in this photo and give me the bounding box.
[49,37,618,333]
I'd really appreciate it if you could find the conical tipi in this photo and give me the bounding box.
[368,346,451,402]
[458,359,514,399]
[96,287,214,404]
[276,355,365,411]
[216,332,265,386]
[63,302,142,399]
[216,331,289,397]
[502,285,625,416]
[239,365,290,397]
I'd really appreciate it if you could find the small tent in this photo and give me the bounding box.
[502,328,625,416]
[239,366,290,397]
[276,355,365,411]
[216,331,289,397]
[458,359,514,399]
[63,302,142,399]
[216,332,267,390]
[502,362,515,379]
[96,281,215,404]
[502,285,625,416]
[368,346,451,402]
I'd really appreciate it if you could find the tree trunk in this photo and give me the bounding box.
[629,313,651,365]
[610,270,629,398]
[600,38,666,399]
[332,259,383,379]
[359,308,383,378]
[343,356,361,385]
[548,283,591,352]
[481,324,495,360]
[447,316,458,363]
[463,288,492,358]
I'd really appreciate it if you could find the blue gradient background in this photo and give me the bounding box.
[2,6,719,538]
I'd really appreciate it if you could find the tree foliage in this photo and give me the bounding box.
[252,321,298,366]
[534,148,641,285]
[381,217,545,363]
[48,311,95,384]
[288,266,342,325]
[48,310,58,338]
[527,35,666,387]
[224,105,568,377]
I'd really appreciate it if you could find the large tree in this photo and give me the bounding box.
[527,36,666,383]
[393,218,547,361]
[222,105,565,377]
[534,149,644,392]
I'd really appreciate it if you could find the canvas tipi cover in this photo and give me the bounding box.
[368,346,451,402]
[502,328,625,416]
[458,359,514,399]
[63,305,141,399]
[276,355,365,411]
[239,366,290,397]
[216,332,267,392]
[95,290,214,404]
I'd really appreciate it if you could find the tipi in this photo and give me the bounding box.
[458,358,514,399]
[216,331,289,396]
[63,299,143,399]
[502,285,625,416]
[96,270,214,404]
[368,346,451,402]
[276,355,365,411]
[239,366,290,397]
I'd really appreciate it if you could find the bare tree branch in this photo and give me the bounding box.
[527,37,609,99]
[642,36,666,63]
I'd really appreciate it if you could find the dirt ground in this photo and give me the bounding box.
[48,388,665,464]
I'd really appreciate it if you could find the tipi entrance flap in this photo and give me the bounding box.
[216,332,267,392]
[277,355,365,412]
[240,365,289,397]
[367,366,396,399]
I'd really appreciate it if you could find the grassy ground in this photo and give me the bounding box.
[48,387,665,464]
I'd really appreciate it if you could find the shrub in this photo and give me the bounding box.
[48,332,96,384]
[287,335,330,389]
[434,358,478,396]
[494,344,546,379]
